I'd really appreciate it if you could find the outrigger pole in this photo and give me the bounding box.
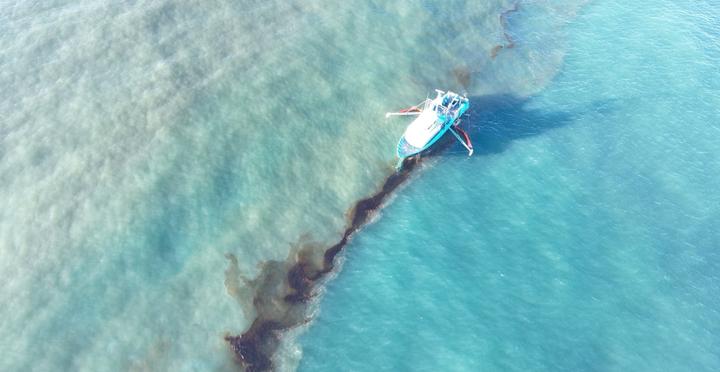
[385,111,421,118]
[384,99,430,118]
[448,124,474,156]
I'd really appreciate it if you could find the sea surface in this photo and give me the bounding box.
[0,0,718,371]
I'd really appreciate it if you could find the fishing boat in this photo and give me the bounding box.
[386,90,474,161]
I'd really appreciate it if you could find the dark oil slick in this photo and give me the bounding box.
[224,139,455,371]
[491,2,520,59]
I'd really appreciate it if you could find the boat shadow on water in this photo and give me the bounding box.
[427,94,589,159]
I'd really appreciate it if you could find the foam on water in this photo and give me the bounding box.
[0,0,583,370]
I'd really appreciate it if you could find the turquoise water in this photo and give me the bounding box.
[1,0,718,371]
[298,1,720,371]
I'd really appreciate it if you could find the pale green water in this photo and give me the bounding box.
[2,0,717,371]
[0,1,579,370]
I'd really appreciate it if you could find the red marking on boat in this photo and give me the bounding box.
[456,127,473,150]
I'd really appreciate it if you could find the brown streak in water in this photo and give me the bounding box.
[225,138,455,371]
[452,66,472,90]
[491,2,520,59]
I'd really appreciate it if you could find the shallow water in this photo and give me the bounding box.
[1,0,718,371]
[297,1,720,371]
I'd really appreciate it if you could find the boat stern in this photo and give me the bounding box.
[396,136,424,159]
